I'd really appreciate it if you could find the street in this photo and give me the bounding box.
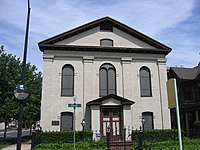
[0,129,31,138]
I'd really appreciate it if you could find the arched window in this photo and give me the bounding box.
[61,65,74,96]
[100,39,113,47]
[99,63,116,96]
[60,112,73,131]
[142,112,154,130]
[140,67,152,97]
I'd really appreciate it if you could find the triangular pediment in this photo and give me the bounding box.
[86,94,135,106]
[38,16,171,55]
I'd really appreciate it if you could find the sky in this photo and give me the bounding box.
[0,0,200,72]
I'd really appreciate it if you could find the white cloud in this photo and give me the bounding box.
[0,0,199,71]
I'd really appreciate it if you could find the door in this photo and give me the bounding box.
[60,112,73,131]
[101,107,123,140]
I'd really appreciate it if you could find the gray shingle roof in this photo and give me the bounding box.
[171,65,200,80]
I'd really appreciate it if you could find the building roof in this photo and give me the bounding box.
[38,16,172,55]
[86,94,135,106]
[170,64,200,80]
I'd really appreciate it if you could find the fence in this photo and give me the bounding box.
[105,126,144,150]
[188,129,200,138]
[31,130,42,149]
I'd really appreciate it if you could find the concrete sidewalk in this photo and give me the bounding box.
[1,140,31,150]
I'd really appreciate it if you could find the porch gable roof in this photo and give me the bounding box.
[86,94,135,106]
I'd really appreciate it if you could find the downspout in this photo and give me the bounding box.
[83,59,85,118]
[121,60,125,97]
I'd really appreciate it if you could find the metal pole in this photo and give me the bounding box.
[73,104,76,150]
[173,79,183,150]
[16,101,24,150]
[21,0,31,84]
[16,1,31,150]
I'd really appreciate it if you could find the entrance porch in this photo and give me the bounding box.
[86,94,135,141]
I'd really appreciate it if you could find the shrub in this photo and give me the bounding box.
[132,129,184,142]
[133,139,200,150]
[40,131,93,143]
[35,140,107,150]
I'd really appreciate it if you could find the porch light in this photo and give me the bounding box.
[81,119,86,131]
[141,118,145,131]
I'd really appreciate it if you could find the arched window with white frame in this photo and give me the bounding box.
[61,64,74,96]
[99,63,116,97]
[139,66,152,97]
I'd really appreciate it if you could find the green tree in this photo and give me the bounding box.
[0,46,42,137]
[23,63,42,134]
[0,46,21,137]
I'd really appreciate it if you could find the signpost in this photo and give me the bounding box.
[68,97,81,150]
[167,79,183,150]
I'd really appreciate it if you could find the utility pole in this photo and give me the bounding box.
[16,1,31,150]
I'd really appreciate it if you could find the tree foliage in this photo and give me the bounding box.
[0,45,42,136]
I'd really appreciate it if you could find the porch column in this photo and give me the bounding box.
[90,105,100,140]
[195,111,199,121]
[123,105,132,141]
[185,112,189,136]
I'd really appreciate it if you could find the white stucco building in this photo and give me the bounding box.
[38,17,171,140]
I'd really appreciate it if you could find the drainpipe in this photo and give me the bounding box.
[82,59,85,118]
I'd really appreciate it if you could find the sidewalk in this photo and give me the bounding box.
[1,140,31,150]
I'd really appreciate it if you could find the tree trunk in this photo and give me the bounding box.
[29,124,32,135]
[3,120,7,138]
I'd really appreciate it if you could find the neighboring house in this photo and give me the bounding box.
[168,64,200,136]
[38,17,171,140]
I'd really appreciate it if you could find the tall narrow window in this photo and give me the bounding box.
[100,39,113,47]
[142,112,154,130]
[61,65,74,96]
[140,67,152,97]
[60,112,73,131]
[99,63,116,97]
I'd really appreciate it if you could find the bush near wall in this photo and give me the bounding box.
[40,131,93,143]
[134,139,200,150]
[132,129,184,142]
[35,141,107,150]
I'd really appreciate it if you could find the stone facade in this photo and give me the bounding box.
[39,17,171,139]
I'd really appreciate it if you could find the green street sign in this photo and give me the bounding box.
[68,103,81,108]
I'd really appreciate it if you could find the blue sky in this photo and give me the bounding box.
[0,0,199,71]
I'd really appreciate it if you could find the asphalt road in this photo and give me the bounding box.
[0,129,31,138]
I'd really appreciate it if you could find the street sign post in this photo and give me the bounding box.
[68,104,81,108]
[68,97,81,150]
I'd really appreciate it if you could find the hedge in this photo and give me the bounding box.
[35,140,107,150]
[132,129,184,142]
[132,139,200,150]
[40,131,93,143]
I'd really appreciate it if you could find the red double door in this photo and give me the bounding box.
[100,107,124,141]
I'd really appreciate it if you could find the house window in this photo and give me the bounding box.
[99,63,116,97]
[184,84,193,101]
[140,67,152,97]
[61,65,74,96]
[195,82,200,101]
[100,39,113,47]
[52,121,59,126]
[60,112,73,131]
[142,112,154,130]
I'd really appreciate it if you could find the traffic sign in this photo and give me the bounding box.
[68,103,81,108]
[14,85,29,100]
